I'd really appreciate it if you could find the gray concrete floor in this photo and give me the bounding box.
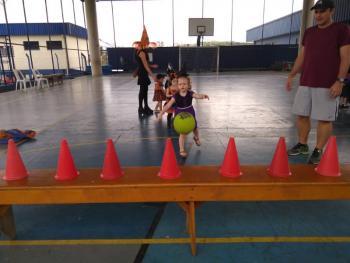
[0,72,349,262]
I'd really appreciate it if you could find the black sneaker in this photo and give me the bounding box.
[287,143,309,156]
[308,148,322,165]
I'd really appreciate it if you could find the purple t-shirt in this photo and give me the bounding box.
[300,23,350,88]
[173,90,194,108]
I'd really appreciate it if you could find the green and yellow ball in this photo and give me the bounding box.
[173,112,195,134]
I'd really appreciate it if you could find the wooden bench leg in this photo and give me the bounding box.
[188,201,197,256]
[0,205,16,239]
[177,201,197,256]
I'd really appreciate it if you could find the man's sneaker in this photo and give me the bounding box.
[287,143,309,156]
[308,148,323,165]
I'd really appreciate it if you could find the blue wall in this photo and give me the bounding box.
[107,45,298,72]
[107,48,137,72]
[219,45,298,71]
[107,47,179,72]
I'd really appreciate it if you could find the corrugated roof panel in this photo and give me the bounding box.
[0,23,87,38]
[333,0,350,21]
[247,0,350,42]
[247,11,302,42]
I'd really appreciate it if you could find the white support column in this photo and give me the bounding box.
[299,0,315,50]
[216,46,220,75]
[85,0,102,77]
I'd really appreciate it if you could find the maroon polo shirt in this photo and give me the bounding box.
[300,23,350,88]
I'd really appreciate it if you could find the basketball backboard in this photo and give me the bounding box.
[189,18,214,36]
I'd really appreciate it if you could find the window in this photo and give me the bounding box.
[0,46,14,57]
[46,41,63,50]
[23,41,40,50]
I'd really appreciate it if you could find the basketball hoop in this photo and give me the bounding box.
[197,26,206,35]
[189,18,214,37]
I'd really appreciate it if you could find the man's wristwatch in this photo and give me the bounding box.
[336,77,345,84]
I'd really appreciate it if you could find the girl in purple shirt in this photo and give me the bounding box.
[158,75,209,158]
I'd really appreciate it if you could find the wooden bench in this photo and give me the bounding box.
[42,74,64,87]
[1,164,350,255]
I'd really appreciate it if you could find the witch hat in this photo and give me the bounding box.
[140,25,150,47]
[132,25,157,49]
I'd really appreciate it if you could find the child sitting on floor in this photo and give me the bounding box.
[0,129,36,144]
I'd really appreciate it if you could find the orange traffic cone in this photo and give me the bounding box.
[219,137,242,178]
[158,138,181,179]
[100,139,124,180]
[55,139,79,181]
[268,137,291,177]
[3,139,29,181]
[315,136,341,177]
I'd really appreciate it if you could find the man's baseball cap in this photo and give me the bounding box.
[310,0,335,10]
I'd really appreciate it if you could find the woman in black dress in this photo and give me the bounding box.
[135,45,156,115]
[133,26,157,116]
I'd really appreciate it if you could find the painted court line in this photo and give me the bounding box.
[1,136,178,156]
[2,237,350,246]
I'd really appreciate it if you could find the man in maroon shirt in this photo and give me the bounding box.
[286,0,350,164]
